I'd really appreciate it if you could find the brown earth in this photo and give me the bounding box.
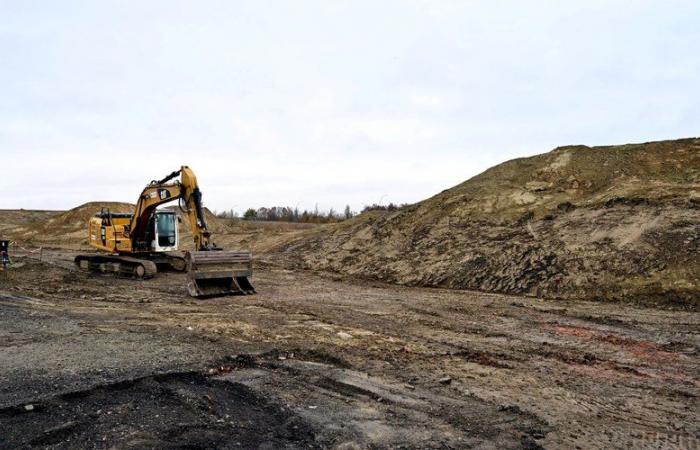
[0,252,697,449]
[267,138,700,306]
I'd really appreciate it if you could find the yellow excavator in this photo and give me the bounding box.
[74,166,255,297]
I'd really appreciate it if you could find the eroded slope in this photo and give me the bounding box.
[271,138,700,304]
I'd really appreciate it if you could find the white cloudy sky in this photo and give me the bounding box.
[1,0,698,213]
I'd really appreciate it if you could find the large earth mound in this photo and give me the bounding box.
[271,138,700,305]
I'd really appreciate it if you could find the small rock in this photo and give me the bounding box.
[43,421,78,435]
[24,404,34,411]
[337,331,353,340]
[308,405,317,409]
[186,326,193,331]
[525,181,551,192]
[530,429,546,439]
[439,377,452,385]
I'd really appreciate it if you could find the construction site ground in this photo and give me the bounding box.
[0,250,697,449]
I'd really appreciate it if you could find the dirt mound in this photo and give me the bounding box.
[175,206,228,250]
[44,202,135,231]
[5,202,227,249]
[176,206,226,233]
[6,202,136,247]
[0,210,62,242]
[271,138,700,305]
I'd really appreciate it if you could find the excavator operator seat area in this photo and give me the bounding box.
[153,210,178,252]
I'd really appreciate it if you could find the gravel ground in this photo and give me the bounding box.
[0,253,697,449]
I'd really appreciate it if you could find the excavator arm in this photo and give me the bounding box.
[128,166,212,251]
[128,182,182,250]
[180,166,214,250]
[127,166,255,297]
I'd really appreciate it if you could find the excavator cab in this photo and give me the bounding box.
[152,210,178,252]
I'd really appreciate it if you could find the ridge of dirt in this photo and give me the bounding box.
[267,138,700,305]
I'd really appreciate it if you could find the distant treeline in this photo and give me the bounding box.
[214,203,408,223]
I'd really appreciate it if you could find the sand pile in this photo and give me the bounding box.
[271,138,700,305]
[43,202,135,231]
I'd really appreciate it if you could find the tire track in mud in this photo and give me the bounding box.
[214,354,549,449]
[240,284,699,449]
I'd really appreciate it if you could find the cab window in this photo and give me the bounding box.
[156,213,176,247]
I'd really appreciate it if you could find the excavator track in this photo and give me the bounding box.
[140,251,187,272]
[74,254,158,279]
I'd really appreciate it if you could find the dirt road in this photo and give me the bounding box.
[0,253,698,449]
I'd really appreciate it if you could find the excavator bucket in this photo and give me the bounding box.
[186,250,255,298]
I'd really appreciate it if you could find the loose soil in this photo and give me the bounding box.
[1,254,697,449]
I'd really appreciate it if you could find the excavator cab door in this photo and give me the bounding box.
[152,210,178,252]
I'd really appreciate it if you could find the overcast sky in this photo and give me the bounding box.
[1,0,698,213]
